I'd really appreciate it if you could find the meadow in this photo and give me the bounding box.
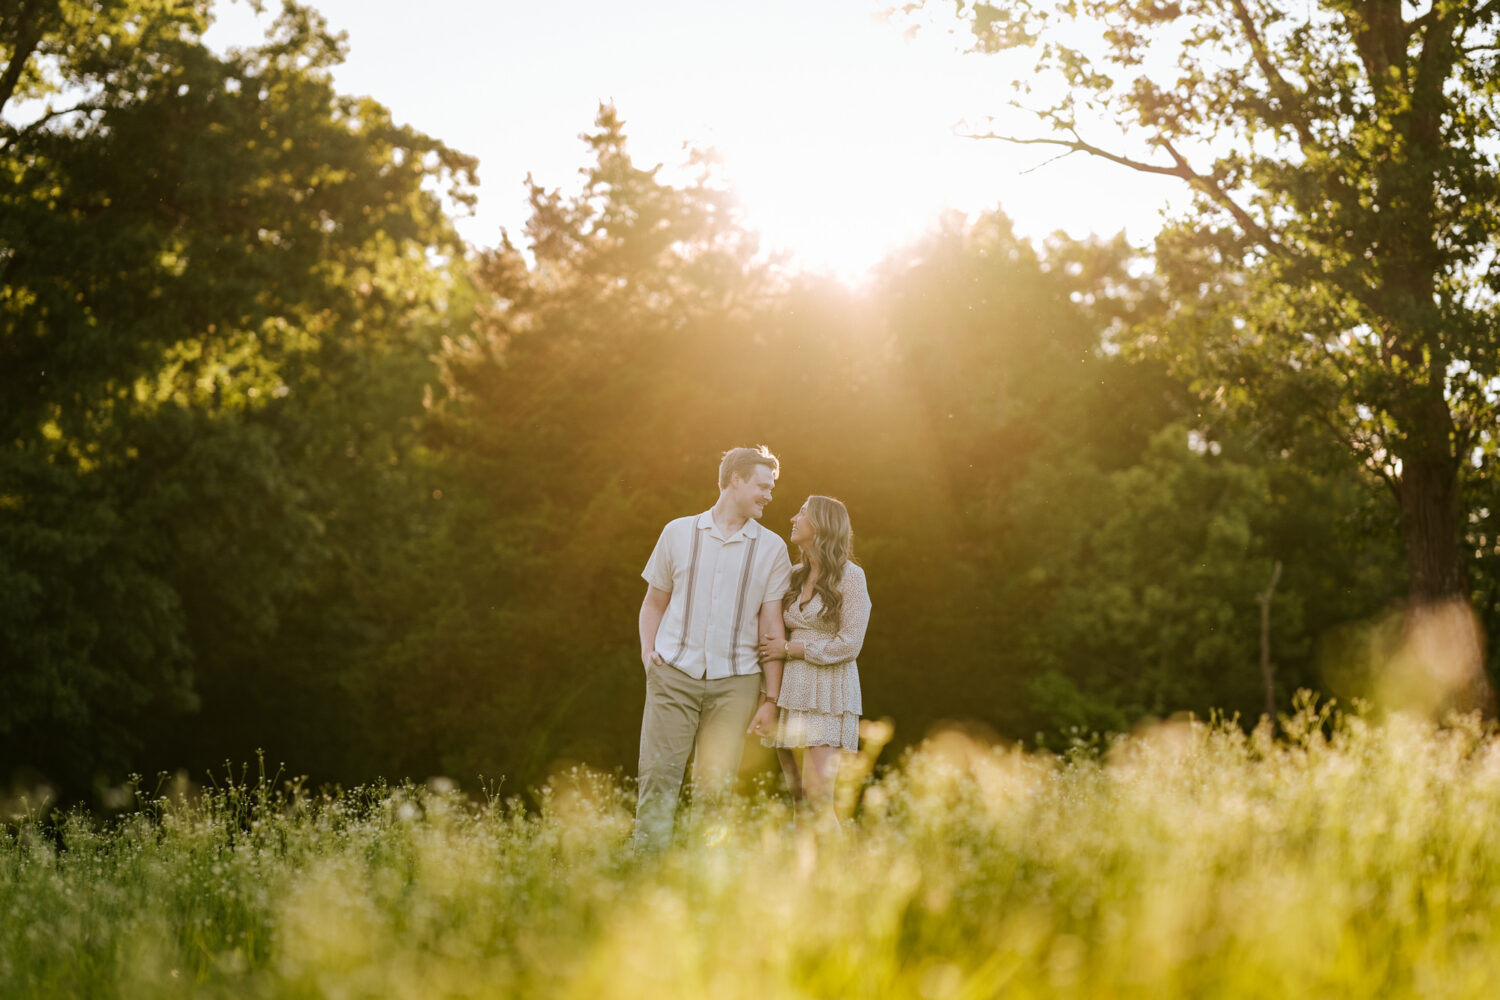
[5,697,1500,999]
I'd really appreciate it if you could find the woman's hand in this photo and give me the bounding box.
[758,634,787,661]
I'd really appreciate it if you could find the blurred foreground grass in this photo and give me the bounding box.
[6,698,1500,999]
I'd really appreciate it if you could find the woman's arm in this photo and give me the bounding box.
[799,565,871,666]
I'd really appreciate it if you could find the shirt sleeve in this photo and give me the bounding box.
[763,540,792,605]
[801,565,871,666]
[641,524,675,591]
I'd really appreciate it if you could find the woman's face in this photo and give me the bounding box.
[789,502,814,547]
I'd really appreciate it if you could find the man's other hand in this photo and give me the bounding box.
[747,699,777,737]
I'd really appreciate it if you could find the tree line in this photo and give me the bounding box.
[3,0,1497,799]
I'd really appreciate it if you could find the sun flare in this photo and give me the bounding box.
[659,7,1179,283]
[203,0,1183,279]
[691,8,1003,283]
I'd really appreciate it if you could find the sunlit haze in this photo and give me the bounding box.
[206,0,1186,281]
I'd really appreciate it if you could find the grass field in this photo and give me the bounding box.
[5,696,1500,999]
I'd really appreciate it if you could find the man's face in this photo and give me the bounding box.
[730,464,776,520]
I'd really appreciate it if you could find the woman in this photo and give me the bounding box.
[757,495,870,829]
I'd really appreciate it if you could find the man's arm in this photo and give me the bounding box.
[639,585,671,672]
[747,598,785,736]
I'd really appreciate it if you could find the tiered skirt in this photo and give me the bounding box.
[761,640,861,751]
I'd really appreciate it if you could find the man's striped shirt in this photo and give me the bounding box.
[642,510,792,680]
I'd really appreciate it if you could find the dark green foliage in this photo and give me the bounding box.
[1,0,474,791]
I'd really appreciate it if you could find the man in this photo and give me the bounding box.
[635,445,792,848]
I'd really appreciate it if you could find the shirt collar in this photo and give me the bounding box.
[696,509,761,542]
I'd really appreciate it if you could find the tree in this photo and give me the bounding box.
[918,2,1500,634]
[428,109,1403,778]
[386,105,780,786]
[866,212,1405,738]
[1,0,476,788]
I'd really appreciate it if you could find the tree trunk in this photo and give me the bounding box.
[1392,442,1493,717]
[1395,452,1466,605]
[1256,560,1281,720]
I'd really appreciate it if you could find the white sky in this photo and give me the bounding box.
[206,0,1187,280]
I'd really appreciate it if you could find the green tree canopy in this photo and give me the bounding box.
[919,0,1500,619]
[1,0,475,786]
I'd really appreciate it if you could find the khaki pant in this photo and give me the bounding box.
[634,661,761,848]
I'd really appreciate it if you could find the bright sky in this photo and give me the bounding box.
[206,0,1186,281]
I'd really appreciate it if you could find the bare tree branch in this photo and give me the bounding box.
[1016,146,1078,175]
[961,129,1187,178]
[963,124,1288,256]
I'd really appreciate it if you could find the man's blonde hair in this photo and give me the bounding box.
[718,445,780,489]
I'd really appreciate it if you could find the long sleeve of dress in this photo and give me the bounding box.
[800,564,872,667]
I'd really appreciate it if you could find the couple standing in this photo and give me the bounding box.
[635,445,871,847]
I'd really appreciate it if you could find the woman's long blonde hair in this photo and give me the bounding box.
[784,495,853,624]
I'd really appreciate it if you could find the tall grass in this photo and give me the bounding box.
[5,698,1500,998]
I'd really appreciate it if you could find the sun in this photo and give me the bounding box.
[721,135,945,285]
[689,12,991,285]
[659,5,1177,285]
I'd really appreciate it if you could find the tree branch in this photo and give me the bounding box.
[0,98,104,152]
[1408,5,1443,36]
[1465,0,1500,25]
[1345,0,1407,91]
[962,130,1188,178]
[1158,139,1282,253]
[1322,411,1399,493]
[1309,334,1361,394]
[0,0,44,118]
[963,125,1287,256]
[1227,0,1312,145]
[1414,2,1464,97]
[1455,417,1478,464]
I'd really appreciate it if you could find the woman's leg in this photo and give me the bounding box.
[802,745,842,832]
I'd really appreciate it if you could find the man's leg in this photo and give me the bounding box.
[635,663,703,849]
[691,673,762,798]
